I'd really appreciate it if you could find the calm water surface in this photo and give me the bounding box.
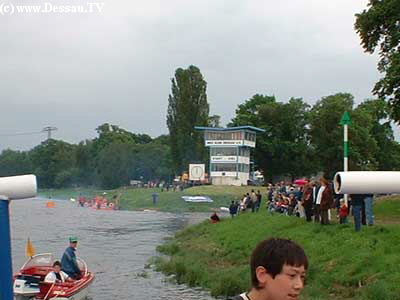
[10,198,215,300]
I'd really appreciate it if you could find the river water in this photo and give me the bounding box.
[10,198,215,300]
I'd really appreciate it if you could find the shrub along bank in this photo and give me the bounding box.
[154,197,400,299]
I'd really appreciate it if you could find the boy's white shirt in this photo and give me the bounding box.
[44,271,69,283]
[240,293,250,300]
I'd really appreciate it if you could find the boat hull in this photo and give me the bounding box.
[14,254,94,300]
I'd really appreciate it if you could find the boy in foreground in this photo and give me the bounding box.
[233,237,308,300]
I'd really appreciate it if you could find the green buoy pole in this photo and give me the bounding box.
[340,112,351,204]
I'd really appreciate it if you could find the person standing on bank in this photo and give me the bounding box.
[312,181,320,223]
[61,237,82,279]
[317,178,333,225]
[364,194,374,226]
[231,237,308,300]
[338,199,349,224]
[152,192,158,205]
[229,201,238,218]
[255,190,262,212]
[301,183,313,222]
[350,194,364,232]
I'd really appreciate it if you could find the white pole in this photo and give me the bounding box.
[344,124,348,204]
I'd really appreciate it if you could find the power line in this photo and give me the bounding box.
[0,131,43,137]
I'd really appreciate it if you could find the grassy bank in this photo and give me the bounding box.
[39,185,252,212]
[154,196,400,299]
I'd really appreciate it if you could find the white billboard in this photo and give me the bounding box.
[189,164,205,181]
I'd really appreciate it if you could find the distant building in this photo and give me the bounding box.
[195,126,265,186]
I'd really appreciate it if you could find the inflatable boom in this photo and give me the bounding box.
[334,171,400,194]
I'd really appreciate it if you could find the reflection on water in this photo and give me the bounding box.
[10,199,215,300]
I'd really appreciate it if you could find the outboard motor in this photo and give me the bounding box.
[13,275,40,300]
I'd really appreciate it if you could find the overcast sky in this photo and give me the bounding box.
[1,0,395,151]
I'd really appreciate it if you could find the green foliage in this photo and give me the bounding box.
[29,139,77,188]
[54,168,79,188]
[355,99,400,170]
[231,94,314,181]
[75,140,96,186]
[0,122,172,188]
[309,93,381,177]
[92,123,137,155]
[130,142,173,182]
[355,0,400,122]
[155,198,400,299]
[167,65,210,174]
[0,149,33,177]
[96,142,134,189]
[230,92,400,180]
[309,93,354,176]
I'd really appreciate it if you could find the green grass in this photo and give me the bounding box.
[373,196,400,223]
[38,185,252,212]
[154,197,400,299]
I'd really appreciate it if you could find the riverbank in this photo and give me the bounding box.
[39,185,252,212]
[154,196,400,299]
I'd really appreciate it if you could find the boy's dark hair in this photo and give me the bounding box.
[250,238,308,289]
[53,261,61,267]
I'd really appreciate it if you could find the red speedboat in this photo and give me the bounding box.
[13,253,94,300]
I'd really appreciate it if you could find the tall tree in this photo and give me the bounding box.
[75,140,96,186]
[29,139,77,188]
[96,142,134,189]
[231,94,313,181]
[166,65,209,174]
[355,99,400,170]
[130,142,173,182]
[355,0,400,122]
[92,123,149,155]
[309,93,379,178]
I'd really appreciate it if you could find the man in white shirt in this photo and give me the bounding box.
[45,261,71,283]
[312,182,321,223]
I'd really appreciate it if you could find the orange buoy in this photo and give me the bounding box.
[46,201,55,208]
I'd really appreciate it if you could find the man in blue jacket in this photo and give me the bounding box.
[61,237,82,279]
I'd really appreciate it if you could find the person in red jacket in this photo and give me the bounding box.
[210,212,220,223]
[338,199,348,224]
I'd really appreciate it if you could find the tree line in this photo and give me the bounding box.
[230,93,400,181]
[1,66,400,188]
[0,123,172,189]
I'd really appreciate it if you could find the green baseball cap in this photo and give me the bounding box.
[69,236,78,243]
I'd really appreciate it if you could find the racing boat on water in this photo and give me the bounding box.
[90,203,117,210]
[13,253,94,300]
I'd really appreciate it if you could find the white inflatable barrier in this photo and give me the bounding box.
[334,171,400,194]
[181,196,213,203]
[0,174,37,200]
[0,174,37,300]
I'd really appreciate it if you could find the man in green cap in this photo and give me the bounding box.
[61,236,82,279]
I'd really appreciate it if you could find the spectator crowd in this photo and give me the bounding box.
[227,178,374,232]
